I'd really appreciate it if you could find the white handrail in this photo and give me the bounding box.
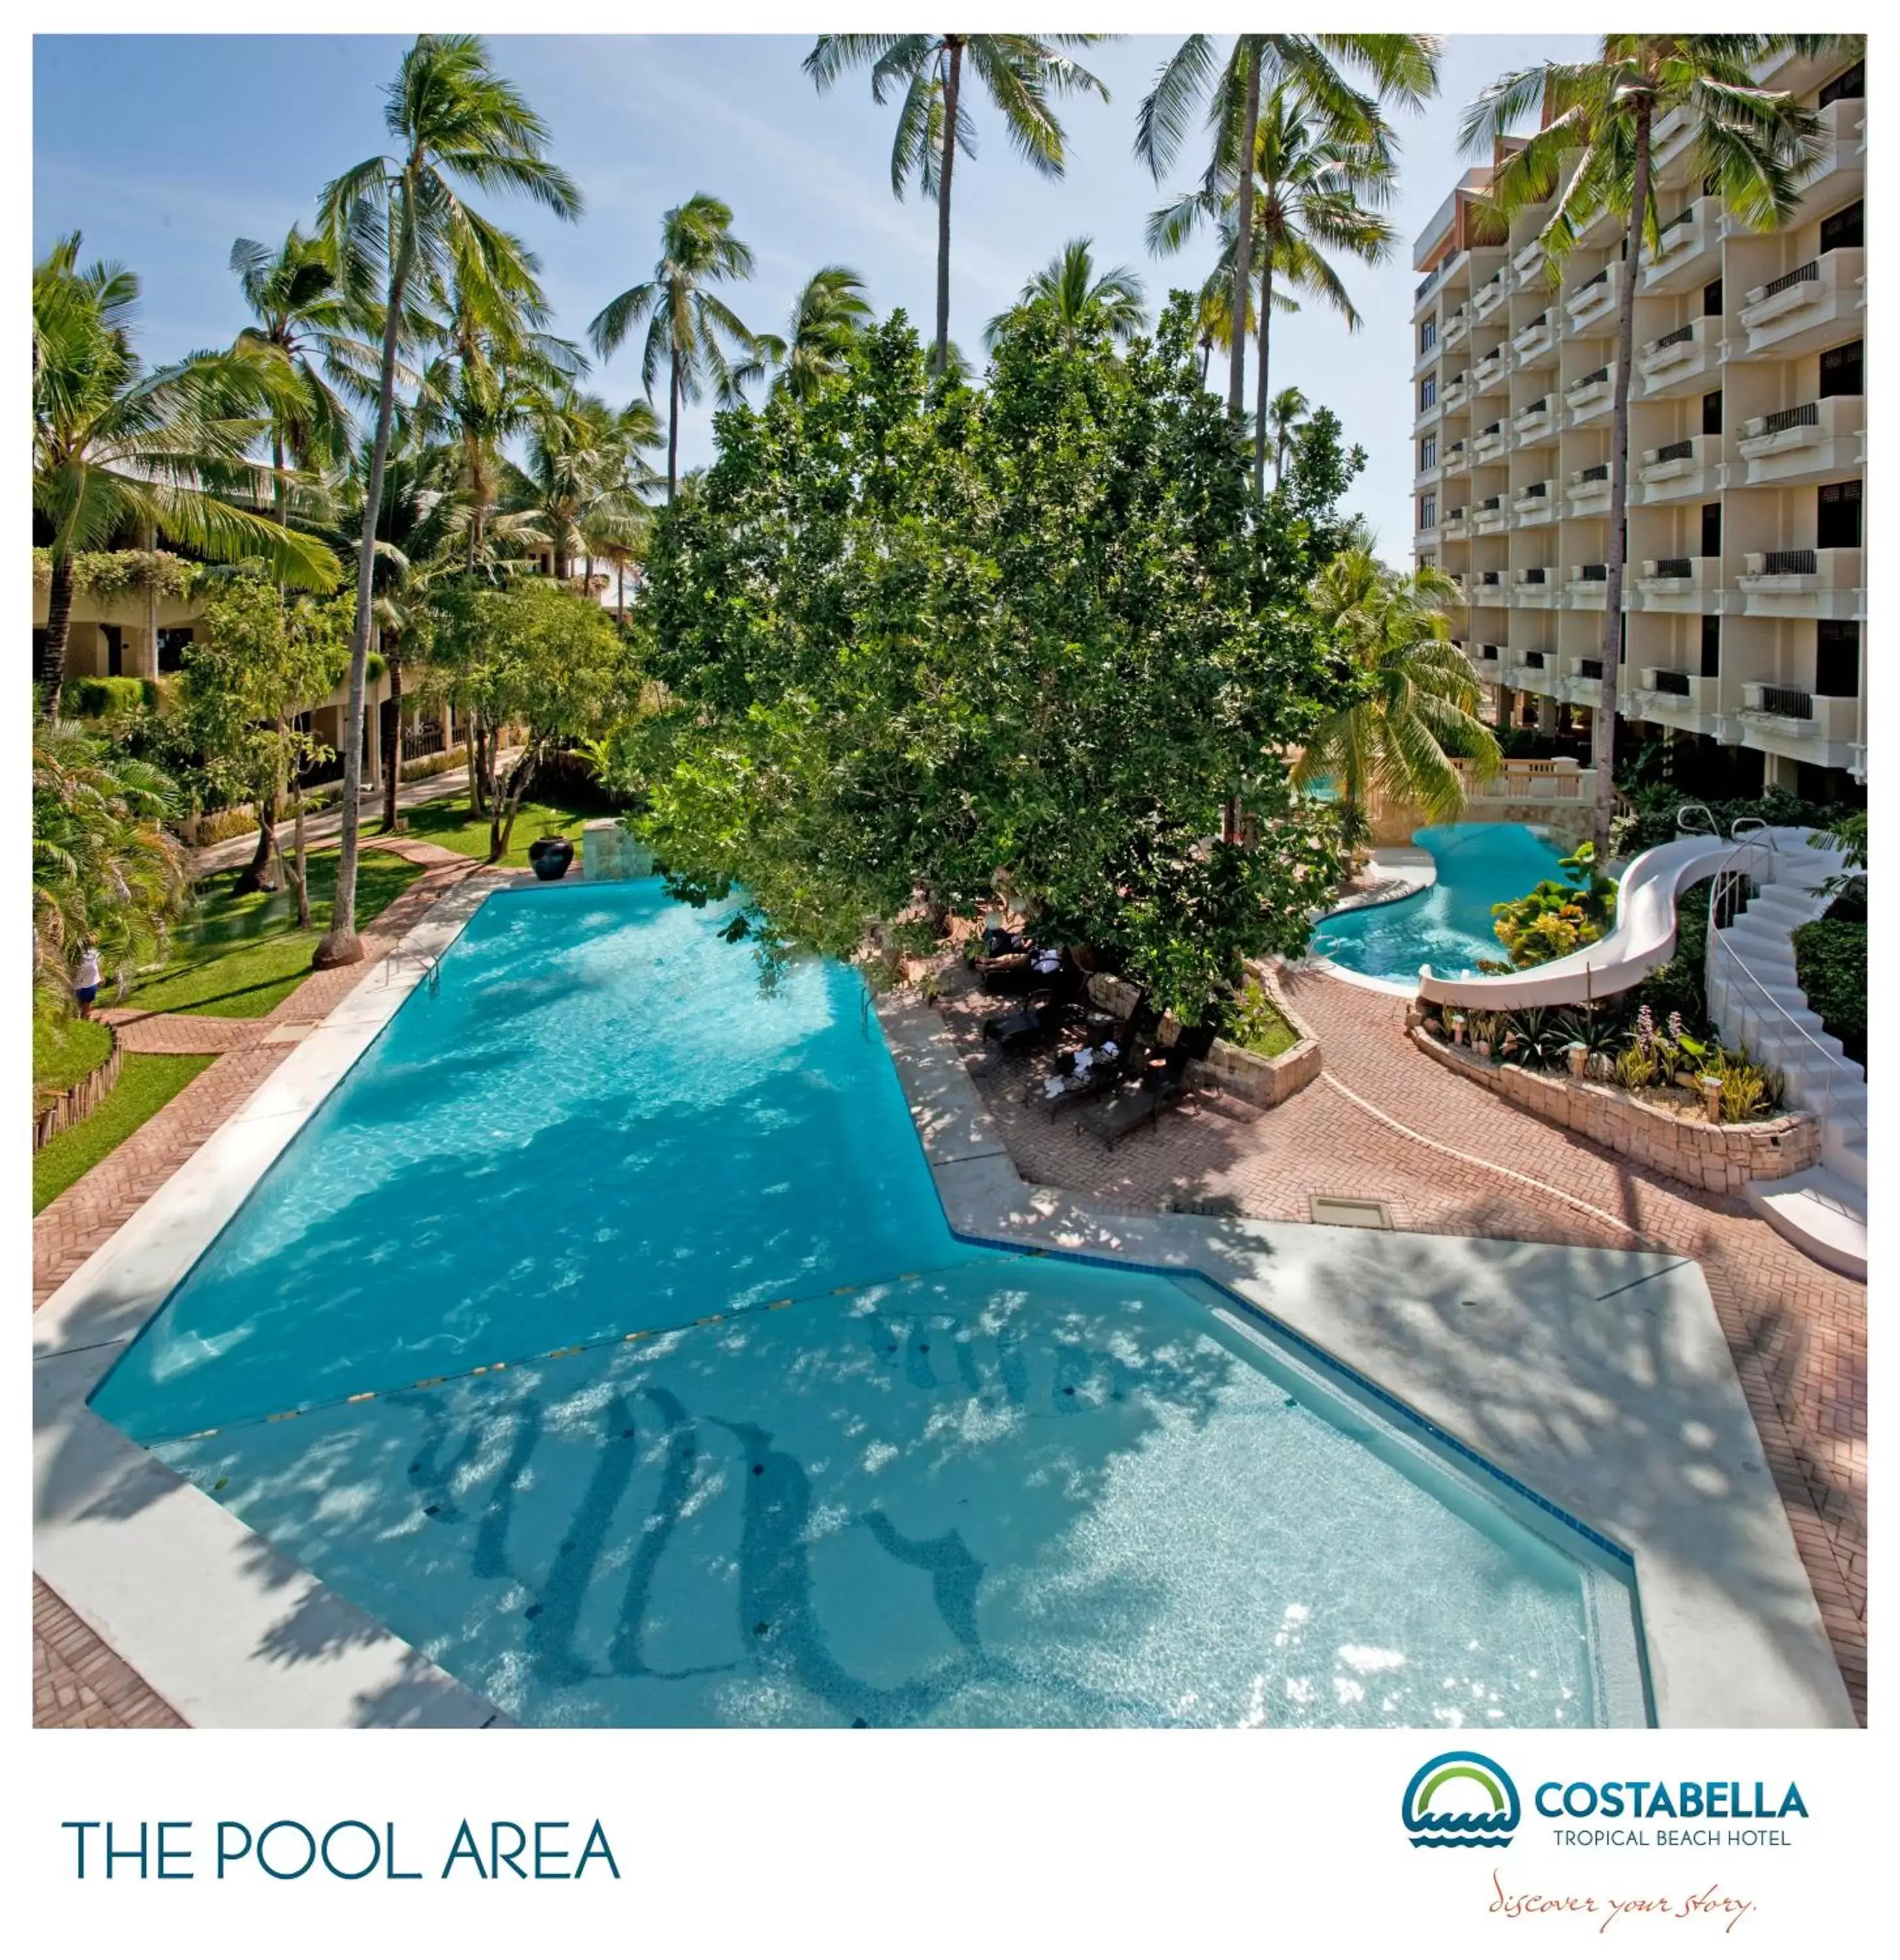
[1707,928,1845,1125]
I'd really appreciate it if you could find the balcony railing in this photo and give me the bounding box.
[1760,260,1820,301]
[1415,266,1442,302]
[1652,670,1692,696]
[1578,463,1609,483]
[1754,685,1814,719]
[1653,323,1695,350]
[1569,365,1611,391]
[1758,548,1818,576]
[1577,564,1608,581]
[1477,496,1502,512]
[1760,402,1820,436]
[1650,557,1693,579]
[1578,658,1604,680]
[1654,438,1695,463]
[1518,568,1547,584]
[1522,650,1547,669]
[1575,267,1609,293]
[1479,570,1503,587]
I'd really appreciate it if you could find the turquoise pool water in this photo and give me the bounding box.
[1310,822,1573,983]
[93,879,1637,1727]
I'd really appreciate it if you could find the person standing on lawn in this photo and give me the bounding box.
[73,943,102,1018]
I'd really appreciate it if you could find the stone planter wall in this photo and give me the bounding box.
[1410,1026,1819,1192]
[580,817,655,881]
[1083,963,1321,1110]
[33,1030,122,1151]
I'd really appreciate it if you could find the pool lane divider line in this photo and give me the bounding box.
[147,1253,1002,1447]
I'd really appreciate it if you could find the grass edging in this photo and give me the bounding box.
[33,1053,218,1215]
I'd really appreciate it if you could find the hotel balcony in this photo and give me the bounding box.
[1452,755,1598,805]
[1472,419,1511,465]
[1633,555,1721,613]
[1442,302,1473,350]
[1735,547,1863,621]
[1738,684,1859,763]
[1638,433,1726,504]
[1441,436,1471,479]
[1511,237,1549,283]
[1414,523,1442,554]
[1441,506,1469,543]
[1631,668,1724,734]
[1472,266,1513,322]
[1511,566,1559,606]
[1639,197,1724,293]
[1736,395,1863,486]
[1472,344,1511,396]
[1468,641,1504,678]
[1564,261,1620,333]
[1565,465,1613,518]
[1799,95,1867,202]
[1565,563,1611,608]
[1472,493,1511,536]
[1470,569,1510,608]
[1558,653,1606,709]
[1415,393,1444,436]
[1504,647,1555,694]
[1648,104,1695,178]
[1511,310,1558,368]
[1737,248,1863,358]
[1512,395,1555,444]
[1511,483,1554,530]
[1415,457,1445,493]
[1637,317,1724,398]
[1564,363,1616,425]
[1439,370,1471,414]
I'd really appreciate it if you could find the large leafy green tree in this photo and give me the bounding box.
[985,238,1146,351]
[1293,551,1500,848]
[617,302,1355,1019]
[804,35,1111,374]
[1135,35,1438,426]
[1150,87,1396,493]
[1462,35,1850,853]
[587,193,763,502]
[32,235,340,714]
[315,32,581,966]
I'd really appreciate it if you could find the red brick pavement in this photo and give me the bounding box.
[33,1578,186,1729]
[939,961,1868,1722]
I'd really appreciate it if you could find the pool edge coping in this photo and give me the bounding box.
[871,994,1856,1732]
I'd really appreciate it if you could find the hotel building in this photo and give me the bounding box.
[1411,46,1865,800]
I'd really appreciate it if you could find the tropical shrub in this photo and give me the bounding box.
[65,675,153,721]
[1490,842,1616,968]
[1226,979,1299,1058]
[1611,783,1860,860]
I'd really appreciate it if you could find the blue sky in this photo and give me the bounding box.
[34,33,1596,553]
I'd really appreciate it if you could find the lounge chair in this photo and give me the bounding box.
[1032,1037,1151,1119]
[981,992,1072,1056]
[1075,1016,1219,1149]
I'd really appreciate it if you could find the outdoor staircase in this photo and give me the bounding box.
[1705,828,1865,1279]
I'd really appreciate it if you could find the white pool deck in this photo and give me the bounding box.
[32,877,1855,1729]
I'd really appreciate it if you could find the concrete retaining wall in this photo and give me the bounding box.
[1411,1026,1820,1193]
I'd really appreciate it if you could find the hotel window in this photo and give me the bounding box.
[1820,199,1863,253]
[1816,621,1860,697]
[1820,339,1863,398]
[1703,276,1723,317]
[1818,480,1862,550]
[1420,435,1437,470]
[1701,502,1721,559]
[1418,551,1435,570]
[1419,492,1437,530]
[1818,60,1864,108]
[1420,374,1437,411]
[156,627,193,674]
[1701,389,1723,436]
[1700,615,1721,679]
[1419,319,1438,355]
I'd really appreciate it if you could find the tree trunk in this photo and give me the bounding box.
[274,789,312,930]
[1252,254,1275,497]
[467,710,489,817]
[380,651,404,832]
[934,39,964,374]
[617,561,627,625]
[1228,43,1260,421]
[1594,95,1652,859]
[1200,336,1213,385]
[238,785,280,895]
[666,350,681,502]
[316,169,419,968]
[39,550,75,713]
[489,748,538,863]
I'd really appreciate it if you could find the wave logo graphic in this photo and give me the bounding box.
[1402,1750,1521,1849]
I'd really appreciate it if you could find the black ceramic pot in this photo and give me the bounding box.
[528,836,575,881]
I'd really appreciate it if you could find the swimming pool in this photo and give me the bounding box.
[92,879,1643,1727]
[1309,822,1574,984]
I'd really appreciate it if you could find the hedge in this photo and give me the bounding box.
[1792,913,1867,1070]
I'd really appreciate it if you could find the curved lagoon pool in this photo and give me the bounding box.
[1310,822,1573,984]
[92,878,1642,1727]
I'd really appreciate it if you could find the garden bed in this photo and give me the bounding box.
[1085,963,1320,1110]
[1410,1026,1818,1194]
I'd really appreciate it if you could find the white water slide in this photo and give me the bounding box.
[1416,821,1816,1011]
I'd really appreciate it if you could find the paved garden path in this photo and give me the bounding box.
[938,960,1867,1722]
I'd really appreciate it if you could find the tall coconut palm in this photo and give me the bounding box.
[32,236,340,715]
[589,193,766,501]
[1294,549,1501,846]
[1462,35,1850,854]
[760,266,874,403]
[985,237,1146,351]
[314,32,580,966]
[1266,385,1309,488]
[804,35,1111,374]
[1136,35,1439,427]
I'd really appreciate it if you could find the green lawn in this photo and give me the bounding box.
[33,1016,115,1103]
[33,1052,216,1214]
[125,848,427,1019]
[398,792,603,871]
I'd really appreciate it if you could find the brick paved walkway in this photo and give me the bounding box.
[938,960,1868,1722]
[32,846,491,1727]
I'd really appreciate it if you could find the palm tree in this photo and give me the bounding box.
[985,237,1146,351]
[589,193,767,502]
[1135,35,1439,426]
[1462,35,1848,855]
[32,235,340,715]
[1266,385,1309,489]
[314,33,580,967]
[1294,549,1501,847]
[761,266,874,403]
[1152,89,1396,493]
[804,35,1111,374]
